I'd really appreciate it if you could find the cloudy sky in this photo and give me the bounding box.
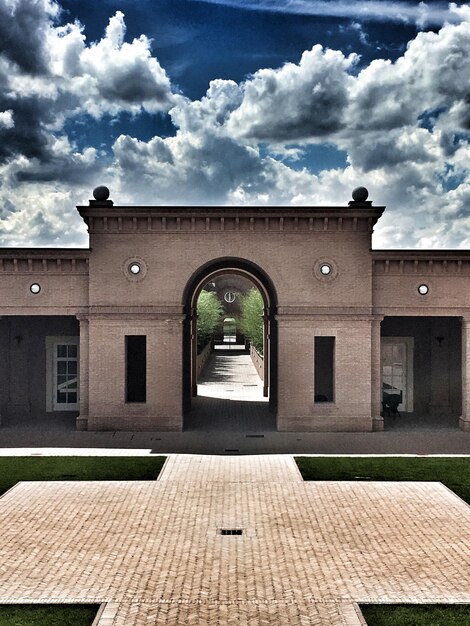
[0,0,470,248]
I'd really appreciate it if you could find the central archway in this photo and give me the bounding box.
[182,257,278,427]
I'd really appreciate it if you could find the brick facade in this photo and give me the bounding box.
[0,190,469,432]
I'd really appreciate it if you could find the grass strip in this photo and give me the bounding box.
[0,604,99,626]
[0,456,166,497]
[360,603,470,625]
[295,457,470,504]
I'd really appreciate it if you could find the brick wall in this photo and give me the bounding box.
[277,318,373,431]
[87,317,183,431]
[1,204,470,432]
[196,342,212,378]
[250,345,264,381]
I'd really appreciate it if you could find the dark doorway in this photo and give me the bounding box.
[0,315,79,429]
[381,316,461,430]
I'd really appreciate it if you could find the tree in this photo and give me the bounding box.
[239,288,264,354]
[197,290,224,352]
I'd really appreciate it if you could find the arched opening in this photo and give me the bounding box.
[182,258,278,430]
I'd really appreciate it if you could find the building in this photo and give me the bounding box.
[0,186,469,432]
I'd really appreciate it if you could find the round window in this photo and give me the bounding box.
[30,283,41,294]
[123,257,147,281]
[224,292,236,303]
[418,284,429,295]
[314,259,337,281]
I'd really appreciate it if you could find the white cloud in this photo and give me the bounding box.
[348,16,470,132]
[0,183,89,247]
[450,2,470,23]
[0,2,177,183]
[111,131,271,205]
[191,0,461,26]
[60,12,176,117]
[1,4,176,141]
[343,127,441,172]
[168,10,470,151]
[1,0,470,250]
[77,7,470,249]
[170,79,242,134]
[0,0,59,74]
[45,11,176,118]
[226,46,356,142]
[0,110,14,129]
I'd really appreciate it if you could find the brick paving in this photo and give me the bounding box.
[0,455,469,625]
[103,601,365,625]
[158,454,302,483]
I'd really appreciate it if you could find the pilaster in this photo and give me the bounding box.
[371,316,384,431]
[276,315,374,432]
[76,315,89,431]
[460,317,470,431]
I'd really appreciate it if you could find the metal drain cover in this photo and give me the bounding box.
[219,529,243,536]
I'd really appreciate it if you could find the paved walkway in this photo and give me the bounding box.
[197,349,266,402]
[1,429,469,455]
[186,349,274,431]
[1,428,469,455]
[0,455,469,625]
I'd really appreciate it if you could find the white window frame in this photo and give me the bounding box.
[46,336,80,412]
[381,337,414,412]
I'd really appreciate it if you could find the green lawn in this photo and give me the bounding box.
[0,604,99,626]
[360,604,470,625]
[0,456,166,497]
[295,457,470,503]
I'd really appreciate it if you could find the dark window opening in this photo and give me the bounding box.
[314,336,335,402]
[126,335,147,403]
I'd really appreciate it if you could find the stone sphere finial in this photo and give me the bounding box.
[93,186,110,202]
[352,186,369,203]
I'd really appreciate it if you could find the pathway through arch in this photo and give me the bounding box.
[185,347,275,431]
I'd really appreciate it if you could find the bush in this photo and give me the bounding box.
[197,290,224,352]
[239,288,264,354]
